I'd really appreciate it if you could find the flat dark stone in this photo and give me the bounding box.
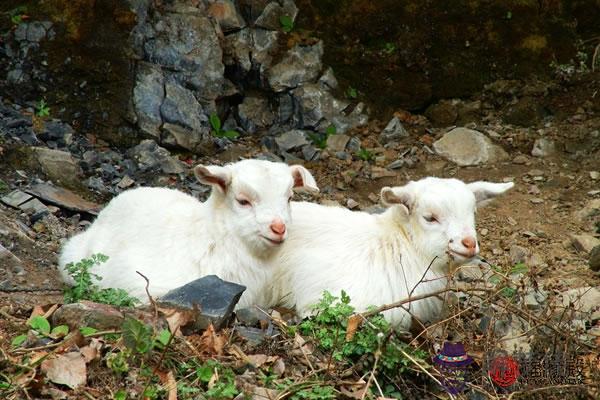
[1,190,32,208]
[158,275,246,330]
[26,183,101,215]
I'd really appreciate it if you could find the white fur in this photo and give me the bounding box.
[58,159,318,308]
[270,177,514,329]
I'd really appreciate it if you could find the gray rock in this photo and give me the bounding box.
[133,62,165,138]
[433,128,509,166]
[590,245,600,272]
[503,97,546,127]
[237,95,275,134]
[158,275,246,330]
[0,243,24,272]
[291,83,352,129]
[26,21,49,42]
[160,79,207,133]
[1,190,33,208]
[236,307,262,325]
[570,234,600,254]
[268,41,323,91]
[26,183,101,215]
[143,13,224,99]
[236,326,269,345]
[346,137,361,154]
[208,0,245,32]
[560,287,600,314]
[86,177,107,193]
[379,117,408,144]
[52,301,125,331]
[326,134,350,153]
[41,120,74,146]
[301,144,319,161]
[531,138,556,157]
[275,130,309,152]
[509,245,529,265]
[128,140,185,174]
[255,0,298,30]
[524,290,547,310]
[32,147,83,187]
[223,28,279,81]
[318,67,338,90]
[387,159,405,169]
[19,198,49,217]
[161,123,213,155]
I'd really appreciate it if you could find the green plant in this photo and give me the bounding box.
[63,254,139,307]
[122,318,153,354]
[9,6,27,26]
[308,124,336,149]
[196,360,239,399]
[346,87,358,99]
[209,113,239,140]
[299,291,428,377]
[0,179,9,194]
[279,15,294,33]
[106,350,131,374]
[290,385,336,400]
[356,147,374,161]
[382,42,396,55]
[487,263,529,298]
[36,99,50,118]
[113,390,127,400]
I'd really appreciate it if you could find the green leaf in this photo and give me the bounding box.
[113,390,127,400]
[209,113,221,132]
[501,287,517,298]
[325,124,337,137]
[80,326,98,336]
[510,263,529,275]
[50,325,69,338]
[28,316,51,335]
[279,15,294,32]
[11,334,27,348]
[122,318,153,354]
[223,130,239,139]
[488,274,502,285]
[196,364,214,383]
[156,329,172,347]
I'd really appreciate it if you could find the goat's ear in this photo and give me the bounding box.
[380,186,414,215]
[468,181,514,206]
[194,165,232,194]
[290,165,319,193]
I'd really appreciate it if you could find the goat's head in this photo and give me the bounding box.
[194,159,318,253]
[381,177,514,265]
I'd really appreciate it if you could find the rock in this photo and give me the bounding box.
[235,307,262,326]
[318,67,338,90]
[133,62,165,138]
[0,243,24,271]
[346,137,361,154]
[117,176,135,189]
[19,198,49,218]
[1,190,33,208]
[255,0,298,30]
[40,120,74,146]
[52,301,125,331]
[560,287,600,314]
[223,28,279,79]
[456,100,481,125]
[590,171,600,180]
[268,41,323,91]
[590,245,600,272]
[128,140,185,174]
[26,183,101,215]
[32,147,83,187]
[531,138,555,157]
[208,0,245,32]
[346,199,359,209]
[512,155,529,165]
[570,234,600,254]
[503,97,546,127]
[424,100,458,127]
[379,117,408,144]
[161,123,214,155]
[509,245,529,265]
[158,275,246,330]
[236,326,270,345]
[387,159,405,169]
[160,79,208,134]
[432,128,508,166]
[371,167,396,179]
[275,130,309,152]
[326,134,350,153]
[301,144,318,161]
[576,199,600,222]
[237,95,276,134]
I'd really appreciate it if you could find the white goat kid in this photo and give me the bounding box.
[272,177,513,330]
[58,159,318,308]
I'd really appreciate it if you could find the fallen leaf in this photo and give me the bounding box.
[272,357,285,376]
[197,324,227,356]
[80,338,103,363]
[345,314,362,341]
[41,352,87,389]
[156,370,177,400]
[158,307,195,336]
[29,305,45,320]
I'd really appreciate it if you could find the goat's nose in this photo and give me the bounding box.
[270,219,286,236]
[461,236,477,251]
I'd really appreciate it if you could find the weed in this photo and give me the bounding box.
[488,262,529,298]
[209,113,239,140]
[383,42,396,55]
[9,6,28,26]
[308,124,336,149]
[299,291,428,384]
[280,15,294,33]
[290,385,336,400]
[106,350,131,374]
[346,87,358,99]
[36,99,50,118]
[356,147,374,161]
[550,45,590,81]
[0,179,9,194]
[63,254,139,307]
[196,360,239,399]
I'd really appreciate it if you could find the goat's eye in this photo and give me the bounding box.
[237,198,251,207]
[423,214,439,223]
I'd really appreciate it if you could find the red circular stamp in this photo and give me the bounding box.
[489,356,520,387]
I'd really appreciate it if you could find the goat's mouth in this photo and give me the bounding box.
[260,235,285,245]
[447,249,477,261]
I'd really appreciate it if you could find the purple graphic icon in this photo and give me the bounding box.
[433,342,474,394]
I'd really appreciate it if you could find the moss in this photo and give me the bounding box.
[521,35,549,52]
